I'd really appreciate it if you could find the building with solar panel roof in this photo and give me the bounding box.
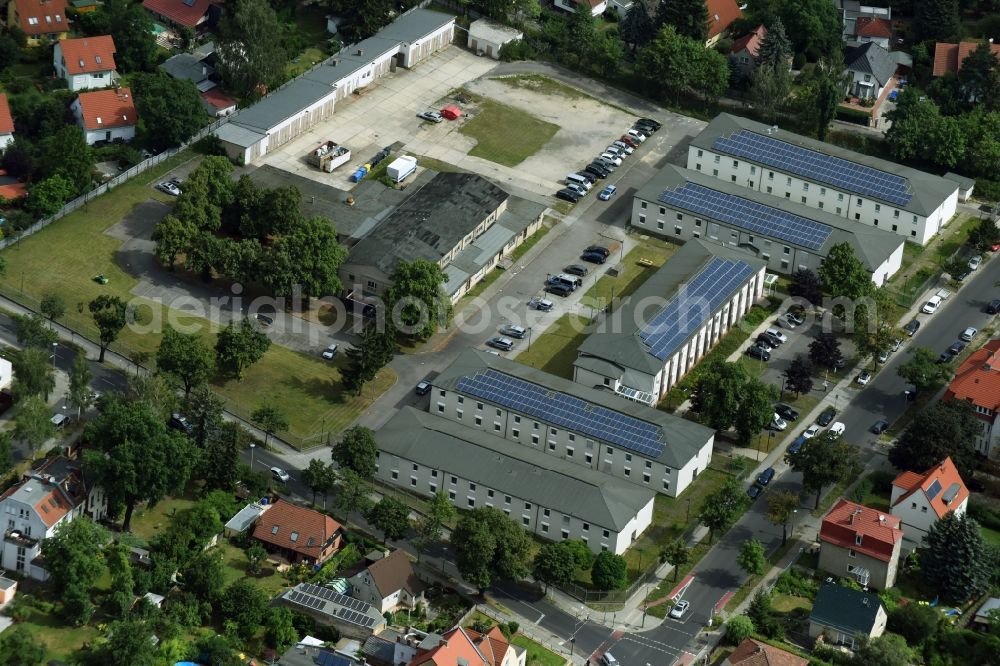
[375,406,658,554]
[279,582,387,639]
[574,240,766,405]
[426,348,715,501]
[688,113,960,245]
[631,164,904,284]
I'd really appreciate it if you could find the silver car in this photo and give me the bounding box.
[669,600,690,619]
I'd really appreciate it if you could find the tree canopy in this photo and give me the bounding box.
[896,346,951,393]
[700,476,750,542]
[385,259,452,339]
[818,242,872,301]
[132,72,208,152]
[451,507,532,591]
[922,512,991,604]
[216,0,286,98]
[366,496,410,542]
[89,295,128,363]
[590,551,629,590]
[77,0,157,72]
[787,432,861,508]
[332,426,379,478]
[215,318,270,380]
[889,401,979,478]
[156,326,214,397]
[655,0,708,42]
[636,25,729,103]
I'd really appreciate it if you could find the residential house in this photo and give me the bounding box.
[71,87,138,145]
[889,457,969,542]
[431,348,716,498]
[53,36,118,91]
[809,582,887,650]
[251,499,344,566]
[339,172,544,304]
[722,638,808,666]
[467,19,522,59]
[688,113,960,245]
[834,1,891,45]
[279,582,385,639]
[552,0,607,17]
[142,0,217,29]
[843,41,897,105]
[818,499,903,590]
[348,549,425,613]
[160,51,216,91]
[8,0,68,46]
[376,406,657,555]
[631,164,904,283]
[407,625,526,666]
[0,456,108,580]
[943,339,1000,458]
[705,0,742,47]
[973,598,1000,633]
[278,641,366,666]
[201,89,237,117]
[575,239,767,401]
[932,41,1000,77]
[0,93,14,151]
[853,16,893,49]
[729,25,766,80]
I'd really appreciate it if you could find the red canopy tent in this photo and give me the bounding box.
[440,104,462,120]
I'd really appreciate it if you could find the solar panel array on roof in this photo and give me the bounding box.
[336,606,378,628]
[713,130,913,206]
[658,182,833,250]
[617,385,655,405]
[926,479,943,501]
[287,584,379,627]
[455,369,665,457]
[639,257,756,361]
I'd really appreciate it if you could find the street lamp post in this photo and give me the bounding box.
[441,546,448,574]
[779,376,786,402]
[249,443,256,469]
[50,342,57,369]
[527,327,532,351]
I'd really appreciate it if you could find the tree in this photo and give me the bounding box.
[896,346,952,394]
[342,322,397,396]
[77,0,157,72]
[889,401,979,478]
[451,507,532,591]
[246,542,267,576]
[695,357,748,431]
[725,615,755,645]
[562,540,594,571]
[367,496,410,543]
[888,602,940,646]
[968,214,1000,253]
[532,542,577,591]
[886,90,945,162]
[591,551,628,590]
[216,0,286,97]
[332,426,379,478]
[414,492,456,555]
[700,477,750,543]
[784,355,814,397]
[13,313,57,350]
[200,422,246,492]
[215,318,270,379]
[787,433,861,508]
[302,458,335,506]
[777,0,842,61]
[89,295,128,363]
[655,0,708,41]
[0,625,44,666]
[157,326,214,397]
[251,404,288,447]
[789,268,822,304]
[0,433,12,476]
[385,259,452,339]
[38,126,94,196]
[749,64,793,122]
[621,1,655,53]
[127,373,178,420]
[661,539,690,581]
[62,582,95,626]
[336,468,374,516]
[854,633,915,666]
[41,516,108,593]
[106,543,135,618]
[220,579,270,640]
[12,346,55,400]
[737,538,767,577]
[746,589,776,635]
[265,607,299,653]
[792,59,845,140]
[913,0,961,42]
[263,216,347,300]
[26,174,75,217]
[735,377,777,446]
[180,549,226,602]
[153,214,197,270]
[765,491,799,546]
[818,242,872,301]
[14,395,55,455]
[40,292,65,322]
[132,72,207,152]
[186,385,226,448]
[755,18,791,69]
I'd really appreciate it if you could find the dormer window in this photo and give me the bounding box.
[290,531,299,542]
[28,17,38,25]
[95,55,102,64]
[96,117,102,125]
[271,525,279,534]
[855,534,863,546]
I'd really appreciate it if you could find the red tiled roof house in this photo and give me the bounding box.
[407,625,526,666]
[7,0,68,46]
[943,339,1000,458]
[54,36,118,91]
[706,0,742,47]
[0,93,14,150]
[71,87,137,145]
[142,0,216,28]
[729,24,766,79]
[933,41,1000,77]
[722,637,808,666]
[853,16,892,49]
[818,499,903,590]
[890,457,969,542]
[251,499,344,566]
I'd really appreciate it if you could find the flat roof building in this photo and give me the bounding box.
[688,113,960,245]
[631,164,905,284]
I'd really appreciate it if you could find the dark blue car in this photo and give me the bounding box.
[757,467,776,486]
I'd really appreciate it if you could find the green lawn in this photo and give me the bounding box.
[218,540,290,596]
[460,99,559,167]
[771,593,813,613]
[514,314,593,379]
[982,526,1000,548]
[286,47,327,78]
[511,634,567,666]
[9,602,101,663]
[578,240,679,311]
[130,496,197,544]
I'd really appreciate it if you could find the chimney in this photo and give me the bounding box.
[356,49,364,56]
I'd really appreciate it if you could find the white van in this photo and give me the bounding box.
[921,295,943,314]
[566,173,593,190]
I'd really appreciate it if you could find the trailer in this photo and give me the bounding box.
[386,155,417,183]
[307,140,351,173]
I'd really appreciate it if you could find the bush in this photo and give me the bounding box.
[975,178,1000,201]
[725,615,754,645]
[193,134,228,157]
[498,39,537,62]
[773,569,819,599]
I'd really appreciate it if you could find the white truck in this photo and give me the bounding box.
[308,140,351,173]
[386,155,417,183]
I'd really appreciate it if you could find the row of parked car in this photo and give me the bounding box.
[745,309,806,362]
[555,118,662,204]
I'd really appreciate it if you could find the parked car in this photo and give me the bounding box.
[787,435,807,454]
[599,152,622,166]
[903,319,921,336]
[746,345,771,361]
[961,326,978,342]
[556,188,580,203]
[817,407,837,427]
[969,255,983,270]
[545,283,573,296]
[785,310,805,326]
[599,185,617,201]
[668,600,690,619]
[584,163,610,179]
[877,350,889,364]
[636,117,662,130]
[529,297,553,311]
[626,128,647,143]
[757,467,776,486]
[891,338,902,352]
[564,264,588,277]
[619,135,639,148]
[747,485,762,499]
[157,181,182,196]
[417,110,444,123]
[51,413,70,429]
[169,413,192,434]
[321,343,339,359]
[499,324,527,339]
[270,467,290,483]
[780,313,800,329]
[611,140,634,154]
[986,299,1000,315]
[775,404,799,421]
[948,340,967,355]
[565,182,589,197]
[829,422,846,437]
[487,336,515,351]
[764,328,787,344]
[585,245,611,258]
[581,252,607,265]
[755,334,775,350]
[599,652,620,666]
[415,380,432,395]
[922,295,943,314]
[856,371,872,386]
[629,126,650,139]
[594,157,618,172]
[803,424,821,438]
[871,420,889,435]
[770,414,788,431]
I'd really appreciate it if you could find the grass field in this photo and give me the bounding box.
[461,99,559,167]
[9,602,100,663]
[578,240,678,311]
[495,74,589,101]
[511,634,567,666]
[513,314,592,378]
[982,525,1000,548]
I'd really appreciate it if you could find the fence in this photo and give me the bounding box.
[475,603,571,664]
[556,563,659,606]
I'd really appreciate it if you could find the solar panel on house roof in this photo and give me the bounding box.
[455,369,665,458]
[658,183,834,250]
[926,479,943,501]
[639,257,756,361]
[713,130,913,206]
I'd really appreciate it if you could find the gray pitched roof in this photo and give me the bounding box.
[159,52,213,83]
[433,349,714,469]
[575,240,766,377]
[810,583,885,635]
[348,172,509,275]
[690,113,958,217]
[377,407,656,531]
[233,77,333,132]
[636,165,903,272]
[305,36,401,87]
[844,41,896,86]
[377,8,455,43]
